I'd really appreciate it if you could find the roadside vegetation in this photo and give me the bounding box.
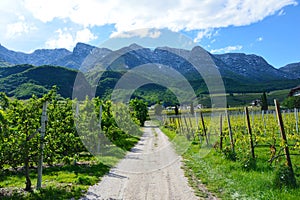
[0,87,148,199]
[160,102,300,199]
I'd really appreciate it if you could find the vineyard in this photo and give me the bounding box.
[1,85,300,199]
[0,88,147,199]
[161,103,300,199]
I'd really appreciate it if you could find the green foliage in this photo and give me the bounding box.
[273,165,297,188]
[0,88,142,192]
[0,65,83,99]
[261,92,268,111]
[13,83,48,99]
[0,162,110,199]
[162,126,300,199]
[282,96,300,109]
[129,98,148,126]
[241,157,257,171]
[154,103,163,116]
[222,146,237,161]
[162,105,300,198]
[0,92,9,109]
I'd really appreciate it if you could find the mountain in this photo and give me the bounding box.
[213,53,296,81]
[82,44,297,81]
[279,62,300,78]
[0,43,298,81]
[0,43,299,102]
[0,44,71,66]
[0,64,90,99]
[0,43,112,70]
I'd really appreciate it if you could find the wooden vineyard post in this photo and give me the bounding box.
[37,101,48,190]
[195,112,199,130]
[97,104,102,154]
[176,117,179,133]
[262,110,266,136]
[245,107,255,159]
[188,115,193,132]
[219,114,223,151]
[294,108,299,133]
[200,111,209,145]
[274,99,296,184]
[177,117,184,134]
[195,112,202,143]
[173,116,176,126]
[188,115,194,140]
[180,117,184,134]
[183,115,190,134]
[226,110,235,153]
[75,102,79,118]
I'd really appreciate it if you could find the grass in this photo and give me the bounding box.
[0,160,110,200]
[160,126,300,200]
[0,135,139,199]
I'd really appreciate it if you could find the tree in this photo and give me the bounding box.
[154,101,163,116]
[0,92,9,110]
[174,105,179,115]
[282,96,300,109]
[190,102,194,115]
[129,99,148,126]
[261,92,268,111]
[6,96,41,191]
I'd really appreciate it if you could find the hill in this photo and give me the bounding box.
[0,43,299,105]
[0,65,89,99]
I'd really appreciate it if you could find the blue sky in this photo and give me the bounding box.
[0,0,299,68]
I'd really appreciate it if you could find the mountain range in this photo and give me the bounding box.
[0,42,299,103]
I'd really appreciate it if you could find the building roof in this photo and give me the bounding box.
[288,86,300,97]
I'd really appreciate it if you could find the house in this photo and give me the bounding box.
[251,99,261,107]
[288,86,300,97]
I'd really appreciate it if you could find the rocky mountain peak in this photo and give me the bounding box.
[73,42,95,56]
[280,62,300,78]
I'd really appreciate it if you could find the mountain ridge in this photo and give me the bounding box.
[0,42,298,80]
[280,62,300,78]
[0,43,300,102]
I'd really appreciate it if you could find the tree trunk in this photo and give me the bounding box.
[24,124,32,191]
[24,143,32,191]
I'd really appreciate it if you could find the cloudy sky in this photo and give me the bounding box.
[0,0,299,68]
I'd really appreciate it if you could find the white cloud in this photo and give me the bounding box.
[22,0,298,35]
[110,29,161,39]
[6,17,37,38]
[257,37,263,42]
[193,29,219,43]
[45,28,74,49]
[278,9,286,16]
[45,28,97,50]
[75,28,97,43]
[210,45,243,54]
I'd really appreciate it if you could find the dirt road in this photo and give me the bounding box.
[81,122,199,200]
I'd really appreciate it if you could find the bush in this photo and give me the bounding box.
[241,157,256,171]
[273,165,297,188]
[282,96,300,109]
[222,147,237,161]
[76,176,92,185]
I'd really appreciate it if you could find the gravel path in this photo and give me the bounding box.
[81,122,200,200]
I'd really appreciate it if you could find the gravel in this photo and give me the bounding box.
[80,122,200,200]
